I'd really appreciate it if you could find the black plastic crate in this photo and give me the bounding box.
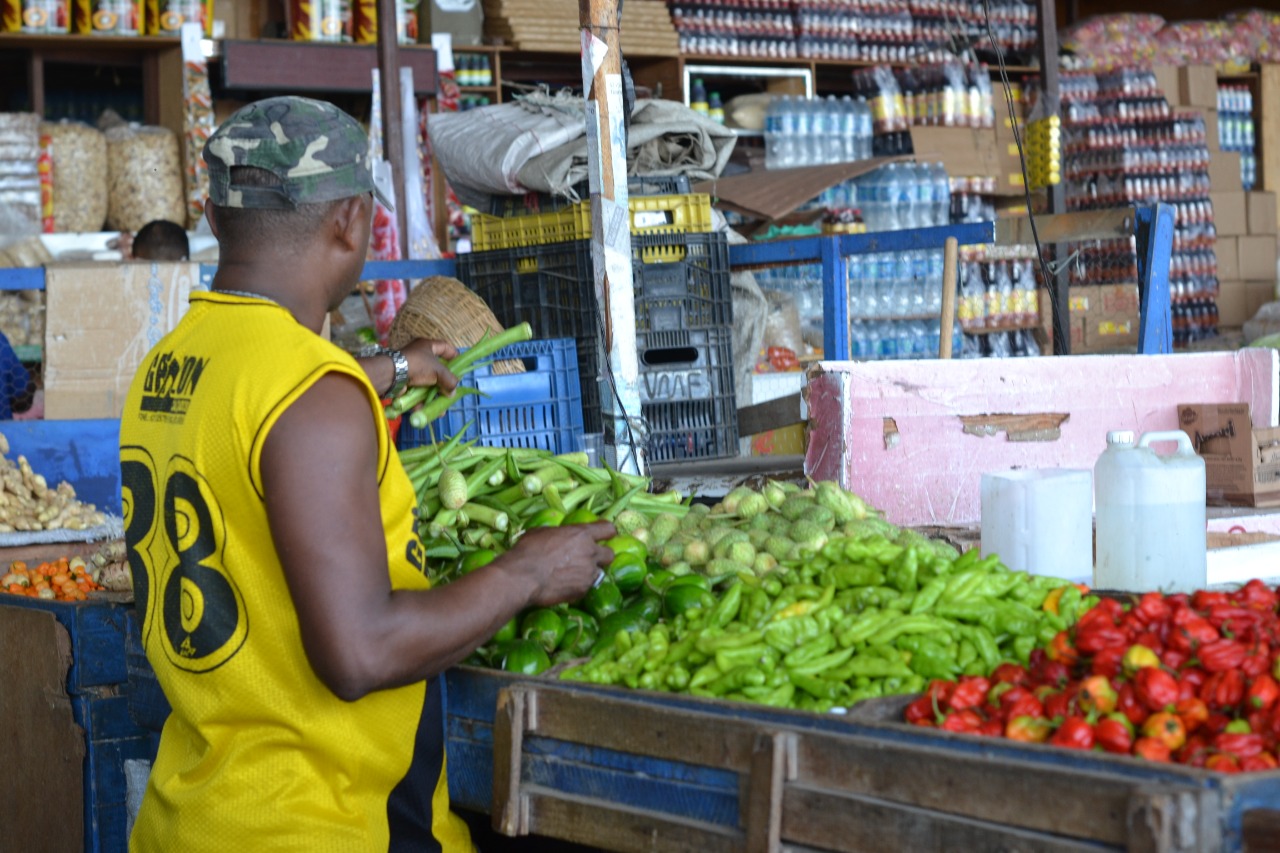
[458,231,732,435]
[458,241,602,432]
[637,326,738,463]
[633,232,732,332]
[487,175,694,216]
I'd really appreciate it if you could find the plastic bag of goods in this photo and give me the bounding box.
[105,123,185,232]
[0,113,41,235]
[41,121,107,233]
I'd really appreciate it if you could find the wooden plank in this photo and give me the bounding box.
[743,731,792,853]
[491,687,528,835]
[1126,786,1222,853]
[1259,65,1280,210]
[792,733,1148,846]
[804,350,1280,526]
[994,207,1135,245]
[219,39,437,95]
[0,606,84,853]
[738,393,804,437]
[780,785,1113,853]
[523,788,742,853]
[957,411,1069,442]
[525,685,759,772]
[1242,809,1280,853]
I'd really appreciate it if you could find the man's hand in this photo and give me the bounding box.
[502,522,617,607]
[401,338,459,393]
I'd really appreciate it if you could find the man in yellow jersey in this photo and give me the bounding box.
[122,96,616,852]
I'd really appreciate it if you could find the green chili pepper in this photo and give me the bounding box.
[761,576,784,597]
[831,653,913,679]
[783,634,837,668]
[958,624,1001,671]
[836,609,897,647]
[707,581,744,629]
[706,665,767,696]
[763,615,821,653]
[665,664,691,690]
[714,644,773,673]
[689,661,722,689]
[831,564,886,589]
[789,671,845,702]
[885,547,919,594]
[696,628,765,654]
[787,647,854,677]
[950,547,981,572]
[956,639,977,669]
[909,576,948,614]
[866,615,949,646]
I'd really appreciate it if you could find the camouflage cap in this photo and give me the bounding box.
[203,96,392,211]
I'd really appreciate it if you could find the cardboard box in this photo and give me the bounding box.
[1197,108,1219,152]
[1210,151,1243,192]
[1218,279,1248,326]
[1217,237,1241,281]
[1179,66,1219,108]
[44,262,204,419]
[1154,65,1179,103]
[1069,284,1139,353]
[1212,190,1248,236]
[1177,402,1280,507]
[1238,235,1278,281]
[1247,280,1277,318]
[420,0,483,45]
[1247,191,1278,235]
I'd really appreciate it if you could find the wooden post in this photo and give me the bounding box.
[939,237,959,359]
[376,0,409,256]
[1033,0,1069,355]
[580,0,645,475]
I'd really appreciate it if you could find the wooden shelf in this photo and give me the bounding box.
[0,33,179,53]
[218,39,436,95]
[962,322,1041,335]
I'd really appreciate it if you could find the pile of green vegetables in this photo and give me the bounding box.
[393,335,1092,713]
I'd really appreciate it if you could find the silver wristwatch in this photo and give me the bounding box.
[360,346,410,398]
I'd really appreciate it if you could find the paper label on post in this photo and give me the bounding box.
[431,34,455,73]
[584,102,602,196]
[605,74,627,201]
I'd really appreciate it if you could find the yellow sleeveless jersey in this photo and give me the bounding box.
[122,290,473,853]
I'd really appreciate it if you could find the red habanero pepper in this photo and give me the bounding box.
[1005,715,1053,743]
[940,709,984,734]
[1168,613,1219,653]
[1133,737,1173,763]
[1178,667,1208,700]
[1122,644,1163,676]
[978,717,1005,737]
[1091,645,1126,679]
[1094,714,1135,754]
[1177,734,1212,767]
[1246,710,1271,742]
[1175,697,1210,734]
[1241,642,1272,679]
[1134,667,1180,712]
[904,695,938,727]
[1161,646,1192,671]
[1078,597,1124,627]
[1141,712,1187,751]
[1204,712,1233,735]
[1205,605,1264,634]
[1117,682,1150,726]
[1133,592,1173,627]
[1239,753,1279,772]
[1205,753,1242,773]
[990,684,1027,712]
[1043,689,1074,721]
[1199,638,1248,673]
[1234,579,1278,611]
[1193,590,1231,611]
[1078,675,1119,715]
[1046,631,1080,667]
[1212,731,1266,758]
[948,677,990,712]
[1166,593,1191,609]
[1248,673,1280,713]
[925,679,956,706]
[1048,716,1096,751]
[991,663,1030,686]
[1076,621,1128,656]
[1003,692,1044,723]
[1132,631,1165,655]
[1201,670,1246,711]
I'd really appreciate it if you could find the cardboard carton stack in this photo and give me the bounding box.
[482,0,677,55]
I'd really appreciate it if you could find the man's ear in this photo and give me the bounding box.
[331,195,369,253]
[204,202,220,239]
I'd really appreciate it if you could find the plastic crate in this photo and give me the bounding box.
[470,193,713,252]
[486,175,693,217]
[634,232,732,332]
[459,241,602,432]
[638,326,738,463]
[398,339,585,454]
[125,609,171,733]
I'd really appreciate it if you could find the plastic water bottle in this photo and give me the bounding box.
[823,96,842,164]
[909,250,927,315]
[856,97,874,160]
[927,250,945,313]
[882,166,902,231]
[864,320,881,361]
[765,100,782,170]
[862,254,880,317]
[793,98,812,167]
[931,162,950,227]
[779,97,798,169]
[840,95,858,162]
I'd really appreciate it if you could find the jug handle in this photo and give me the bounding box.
[1138,430,1195,456]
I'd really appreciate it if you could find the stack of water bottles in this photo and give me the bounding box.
[1217,83,1256,191]
[764,95,874,169]
[853,162,952,231]
[846,250,953,360]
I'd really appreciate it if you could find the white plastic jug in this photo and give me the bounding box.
[1094,429,1207,592]
[980,469,1093,581]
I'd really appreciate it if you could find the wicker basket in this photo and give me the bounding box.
[388,276,524,375]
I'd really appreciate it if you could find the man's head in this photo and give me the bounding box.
[202,97,386,300]
[132,220,189,261]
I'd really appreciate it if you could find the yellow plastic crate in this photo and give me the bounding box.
[471,193,713,253]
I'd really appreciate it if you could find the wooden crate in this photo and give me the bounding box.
[445,667,1280,852]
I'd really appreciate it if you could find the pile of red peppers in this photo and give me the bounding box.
[904,579,1280,772]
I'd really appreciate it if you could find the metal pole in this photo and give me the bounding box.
[580,0,644,475]
[376,0,409,257]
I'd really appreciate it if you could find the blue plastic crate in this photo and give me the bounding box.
[83,735,152,853]
[398,339,585,454]
[125,609,170,733]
